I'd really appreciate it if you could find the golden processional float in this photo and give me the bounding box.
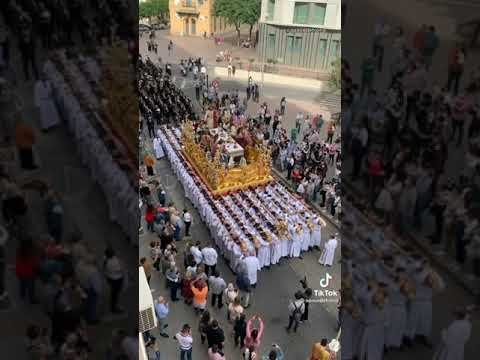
[101,45,138,166]
[181,121,274,197]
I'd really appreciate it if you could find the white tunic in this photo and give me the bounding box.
[289,230,302,258]
[34,80,61,130]
[244,256,260,285]
[437,319,471,360]
[319,238,338,266]
[153,136,165,159]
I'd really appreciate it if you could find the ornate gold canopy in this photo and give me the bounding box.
[181,121,274,196]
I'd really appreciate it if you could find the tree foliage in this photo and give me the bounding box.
[328,58,341,92]
[214,0,261,44]
[139,0,169,20]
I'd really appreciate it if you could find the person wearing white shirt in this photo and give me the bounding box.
[175,324,193,360]
[202,245,218,276]
[437,307,472,360]
[190,242,203,265]
[103,247,124,313]
[183,209,192,236]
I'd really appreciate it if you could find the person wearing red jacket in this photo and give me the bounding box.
[15,237,40,304]
[145,205,156,232]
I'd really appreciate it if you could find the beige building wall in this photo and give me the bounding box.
[169,0,234,37]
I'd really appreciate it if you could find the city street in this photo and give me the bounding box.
[140,31,341,359]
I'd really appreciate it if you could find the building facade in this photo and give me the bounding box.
[169,0,233,36]
[257,0,341,71]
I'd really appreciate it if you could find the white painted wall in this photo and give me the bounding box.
[261,0,341,30]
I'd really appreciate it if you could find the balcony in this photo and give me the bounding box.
[176,0,200,15]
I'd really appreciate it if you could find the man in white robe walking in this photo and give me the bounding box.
[153,131,165,159]
[34,72,61,130]
[319,235,338,266]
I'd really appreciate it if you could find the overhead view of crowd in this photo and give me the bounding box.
[138,49,341,358]
[342,18,480,275]
[1,1,140,360]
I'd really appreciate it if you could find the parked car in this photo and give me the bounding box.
[151,22,168,30]
[139,24,152,33]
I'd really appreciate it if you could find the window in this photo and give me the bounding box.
[266,0,276,21]
[317,39,327,68]
[293,2,309,24]
[311,4,326,25]
[329,40,340,65]
[267,33,276,60]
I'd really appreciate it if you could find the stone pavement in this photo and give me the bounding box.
[139,132,341,360]
[141,29,329,80]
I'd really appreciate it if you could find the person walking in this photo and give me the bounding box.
[15,236,39,304]
[234,313,247,348]
[199,310,211,345]
[166,264,181,302]
[310,339,330,360]
[245,315,265,351]
[191,278,208,314]
[236,267,252,308]
[140,257,153,284]
[446,42,466,96]
[286,291,305,333]
[209,270,226,309]
[154,296,170,338]
[262,344,284,360]
[15,119,37,170]
[103,247,125,314]
[183,209,192,237]
[208,344,226,360]
[201,245,218,276]
[174,324,193,360]
[206,319,225,349]
[280,97,286,115]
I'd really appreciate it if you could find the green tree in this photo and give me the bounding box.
[214,0,261,46]
[140,0,169,23]
[328,58,341,92]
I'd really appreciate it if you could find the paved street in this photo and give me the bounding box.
[140,32,341,359]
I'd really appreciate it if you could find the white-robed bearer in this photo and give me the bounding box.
[289,224,303,258]
[435,306,473,360]
[339,299,363,360]
[385,270,412,350]
[301,220,311,252]
[407,265,444,347]
[34,72,61,130]
[256,236,271,269]
[153,131,165,159]
[310,215,322,250]
[358,285,389,360]
[243,252,260,289]
[319,234,338,266]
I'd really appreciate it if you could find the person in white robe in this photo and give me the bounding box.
[406,269,433,346]
[34,73,61,130]
[319,235,338,266]
[301,222,311,252]
[289,225,302,258]
[311,217,322,249]
[436,308,472,360]
[153,131,165,159]
[358,290,389,360]
[243,254,260,287]
[385,279,408,349]
[340,301,363,360]
[270,237,282,265]
[256,237,271,268]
